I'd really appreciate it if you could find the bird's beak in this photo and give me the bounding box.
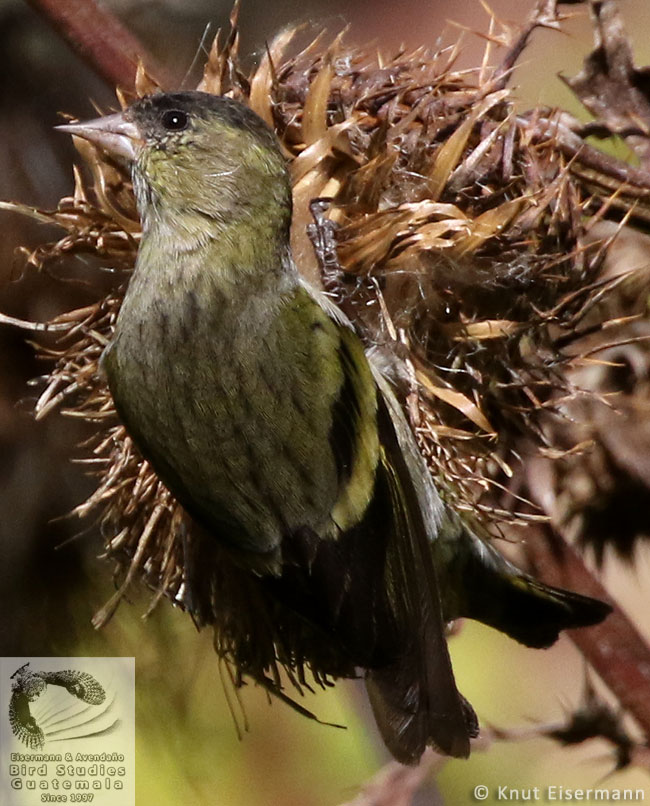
[56,112,141,162]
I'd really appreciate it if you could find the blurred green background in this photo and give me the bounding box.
[1,1,650,803]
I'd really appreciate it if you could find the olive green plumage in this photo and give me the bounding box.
[59,91,610,764]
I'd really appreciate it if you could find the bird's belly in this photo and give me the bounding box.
[106,302,339,555]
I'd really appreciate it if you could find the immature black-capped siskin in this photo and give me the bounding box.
[58,91,611,763]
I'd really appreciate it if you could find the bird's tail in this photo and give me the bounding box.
[436,520,612,649]
[365,659,478,764]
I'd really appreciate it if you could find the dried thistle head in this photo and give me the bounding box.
[3,1,650,696]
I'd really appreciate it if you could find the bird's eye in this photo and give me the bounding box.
[161,110,189,131]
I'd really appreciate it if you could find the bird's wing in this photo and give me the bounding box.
[43,670,106,704]
[325,318,381,536]
[254,289,385,645]
[9,690,44,750]
[364,366,478,761]
[277,284,477,760]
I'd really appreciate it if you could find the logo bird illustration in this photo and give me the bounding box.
[9,663,106,750]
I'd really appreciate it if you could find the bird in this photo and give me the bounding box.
[9,662,106,750]
[57,91,611,763]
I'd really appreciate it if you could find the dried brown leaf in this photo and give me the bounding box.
[446,319,522,340]
[302,56,335,146]
[135,60,160,98]
[416,369,496,435]
[428,89,510,200]
[249,28,300,126]
[197,31,225,94]
[290,121,357,184]
[454,197,527,255]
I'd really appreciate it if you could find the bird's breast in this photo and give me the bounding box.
[104,268,342,557]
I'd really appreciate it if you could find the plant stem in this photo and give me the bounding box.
[525,525,650,740]
[24,0,172,90]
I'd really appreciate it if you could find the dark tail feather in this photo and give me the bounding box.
[465,571,612,649]
[441,528,612,649]
[365,654,478,764]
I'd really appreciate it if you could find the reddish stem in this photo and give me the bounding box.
[526,527,650,740]
[24,0,172,90]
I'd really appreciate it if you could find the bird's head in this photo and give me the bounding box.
[57,91,292,237]
[10,663,30,679]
